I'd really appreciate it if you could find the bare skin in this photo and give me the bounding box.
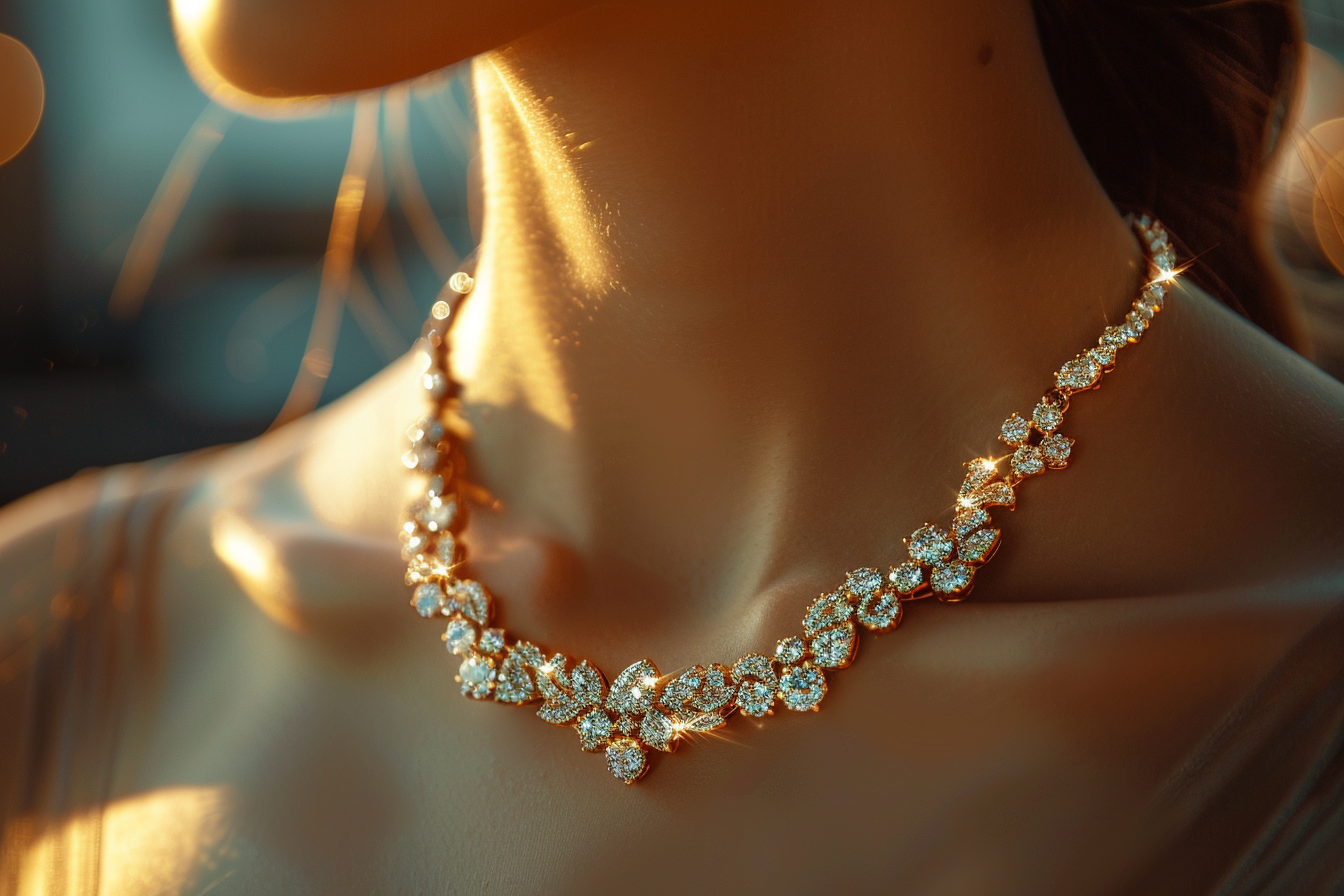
[4,2,1344,893]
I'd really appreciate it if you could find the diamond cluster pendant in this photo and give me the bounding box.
[399,216,1180,783]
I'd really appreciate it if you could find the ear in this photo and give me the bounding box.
[172,0,598,115]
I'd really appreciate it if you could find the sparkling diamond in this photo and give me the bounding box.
[1118,322,1142,343]
[683,711,726,732]
[400,531,429,561]
[412,582,444,617]
[511,641,545,669]
[778,665,827,711]
[660,667,702,711]
[808,623,857,669]
[775,636,806,664]
[402,444,440,473]
[493,651,536,704]
[803,591,854,637]
[422,372,449,399]
[1142,283,1165,310]
[616,714,639,735]
[407,416,445,446]
[692,665,734,712]
[889,561,925,595]
[1032,399,1063,433]
[731,653,778,687]
[1041,433,1073,468]
[447,579,490,624]
[605,738,648,784]
[569,660,606,707]
[843,567,883,599]
[443,618,477,654]
[415,495,456,532]
[536,680,584,724]
[1000,413,1030,447]
[1154,245,1176,272]
[1055,356,1101,392]
[435,533,457,566]
[953,508,989,539]
[1085,346,1116,368]
[1130,300,1153,322]
[458,654,495,698]
[1125,310,1149,333]
[961,459,999,495]
[478,628,506,656]
[857,589,901,632]
[969,480,1015,508]
[1011,444,1045,477]
[606,660,661,715]
[426,474,445,497]
[639,709,678,752]
[907,524,954,565]
[1099,326,1130,349]
[930,560,975,596]
[958,527,1000,564]
[577,709,615,751]
[735,680,776,717]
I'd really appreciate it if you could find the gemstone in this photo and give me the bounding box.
[843,567,883,600]
[416,495,456,532]
[1055,356,1101,392]
[569,660,606,707]
[803,591,854,637]
[731,653,778,688]
[493,651,537,704]
[968,481,1015,509]
[775,636,807,665]
[426,474,445,497]
[1000,413,1030,447]
[692,664,734,712]
[1125,310,1149,333]
[606,660,661,715]
[1154,245,1176,272]
[809,622,857,669]
[443,618,477,654]
[536,681,584,724]
[477,627,504,658]
[639,709,678,752]
[1130,300,1153,322]
[908,524,954,565]
[616,714,639,735]
[577,709,615,751]
[1085,346,1116,369]
[1011,444,1045,477]
[660,667,702,712]
[458,654,495,699]
[1142,283,1165,309]
[960,459,999,494]
[1032,400,1063,433]
[447,579,490,624]
[778,665,827,711]
[540,654,570,687]
[404,556,435,585]
[511,641,545,669]
[889,561,925,594]
[735,680,776,717]
[958,527,1000,564]
[412,582,444,617]
[1041,433,1073,468]
[436,533,457,566]
[402,444,440,473]
[857,589,902,632]
[422,372,449,399]
[930,560,974,596]
[683,711,727,732]
[953,507,989,539]
[1118,322,1142,343]
[400,531,429,561]
[605,738,648,784]
[1099,326,1129,349]
[407,416,445,446]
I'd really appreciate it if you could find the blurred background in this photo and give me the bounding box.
[1,0,1344,507]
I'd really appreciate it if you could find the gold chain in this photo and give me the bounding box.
[399,215,1180,784]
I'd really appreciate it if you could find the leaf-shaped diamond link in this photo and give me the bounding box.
[606,660,661,715]
[803,591,854,637]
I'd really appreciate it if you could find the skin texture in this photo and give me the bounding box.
[4,1,1344,893]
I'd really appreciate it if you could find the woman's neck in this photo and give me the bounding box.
[437,1,1144,650]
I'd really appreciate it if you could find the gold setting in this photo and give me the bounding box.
[401,215,1180,784]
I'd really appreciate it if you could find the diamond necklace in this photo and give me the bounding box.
[400,215,1179,784]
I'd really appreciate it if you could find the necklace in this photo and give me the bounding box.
[400,215,1180,784]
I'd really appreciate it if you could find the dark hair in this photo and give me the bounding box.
[1032,0,1305,349]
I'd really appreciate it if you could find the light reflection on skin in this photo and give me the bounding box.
[9,786,235,896]
[452,54,620,435]
[210,509,304,631]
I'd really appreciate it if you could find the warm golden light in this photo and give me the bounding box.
[0,34,44,167]
[211,509,304,630]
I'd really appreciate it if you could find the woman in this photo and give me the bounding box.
[3,2,1344,893]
